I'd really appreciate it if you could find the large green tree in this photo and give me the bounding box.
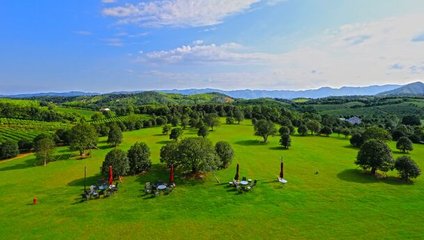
[396,136,413,153]
[204,113,220,131]
[254,119,277,143]
[127,142,151,175]
[70,123,98,156]
[297,125,308,136]
[197,125,209,138]
[101,149,130,178]
[34,137,55,166]
[362,126,392,141]
[160,137,219,174]
[170,128,183,141]
[215,141,234,168]
[107,124,123,147]
[306,120,321,135]
[355,139,394,175]
[280,134,291,149]
[233,109,244,124]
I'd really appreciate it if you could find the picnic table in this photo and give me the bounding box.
[157,184,167,190]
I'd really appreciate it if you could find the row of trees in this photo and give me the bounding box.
[355,139,420,181]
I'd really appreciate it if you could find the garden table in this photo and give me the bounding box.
[157,185,167,190]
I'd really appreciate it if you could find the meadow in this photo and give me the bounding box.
[0,120,423,239]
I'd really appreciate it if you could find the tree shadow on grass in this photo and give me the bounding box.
[0,158,37,172]
[337,169,411,185]
[67,174,103,187]
[98,145,114,150]
[234,140,265,146]
[156,140,171,145]
[343,145,358,150]
[153,133,165,137]
[269,146,289,151]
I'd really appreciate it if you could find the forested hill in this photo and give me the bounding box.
[378,82,424,96]
[34,91,235,109]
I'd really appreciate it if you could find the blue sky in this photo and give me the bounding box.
[1,0,424,94]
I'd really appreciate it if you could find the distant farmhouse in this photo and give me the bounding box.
[100,107,111,112]
[340,116,362,125]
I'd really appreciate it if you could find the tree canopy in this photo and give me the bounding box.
[355,139,394,175]
[394,156,421,181]
[101,149,130,178]
[254,119,277,143]
[160,137,219,174]
[69,123,98,156]
[127,142,151,175]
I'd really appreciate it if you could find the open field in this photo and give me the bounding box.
[0,120,423,239]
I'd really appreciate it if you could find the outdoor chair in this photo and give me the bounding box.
[82,191,90,201]
[251,180,257,188]
[144,182,152,194]
[242,177,247,181]
[111,182,119,193]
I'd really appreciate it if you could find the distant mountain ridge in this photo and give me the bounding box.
[0,91,98,98]
[160,85,400,99]
[378,82,424,96]
[4,83,424,99]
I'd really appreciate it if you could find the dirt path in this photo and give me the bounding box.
[0,152,32,164]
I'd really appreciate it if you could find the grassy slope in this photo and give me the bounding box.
[0,121,423,239]
[54,107,97,120]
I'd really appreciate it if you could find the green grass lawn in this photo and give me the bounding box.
[0,121,423,239]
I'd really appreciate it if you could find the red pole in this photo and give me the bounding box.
[33,196,37,205]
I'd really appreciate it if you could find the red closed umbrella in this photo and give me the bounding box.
[108,165,113,185]
[234,163,240,181]
[280,161,284,179]
[169,164,174,184]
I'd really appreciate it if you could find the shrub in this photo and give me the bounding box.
[215,141,234,168]
[127,142,151,175]
[394,156,421,181]
[101,149,130,178]
[0,140,19,160]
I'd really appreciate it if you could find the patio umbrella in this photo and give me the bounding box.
[234,163,240,181]
[279,161,284,179]
[108,165,113,185]
[84,166,87,192]
[169,164,174,184]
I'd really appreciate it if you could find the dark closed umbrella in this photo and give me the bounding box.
[169,164,174,184]
[84,166,87,191]
[108,166,113,185]
[280,161,284,179]
[234,163,240,181]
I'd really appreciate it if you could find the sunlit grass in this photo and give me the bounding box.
[0,120,423,239]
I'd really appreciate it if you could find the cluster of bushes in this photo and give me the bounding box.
[0,140,19,160]
[101,142,151,177]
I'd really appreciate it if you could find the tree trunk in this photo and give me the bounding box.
[263,135,268,143]
[371,167,376,175]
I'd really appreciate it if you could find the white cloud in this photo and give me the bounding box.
[139,42,274,64]
[102,0,283,28]
[102,0,117,3]
[135,14,424,89]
